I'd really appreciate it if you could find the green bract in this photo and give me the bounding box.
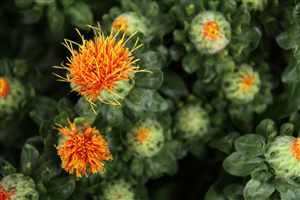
[112,12,151,36]
[102,180,135,200]
[0,173,39,200]
[265,136,300,179]
[127,119,164,158]
[223,64,260,104]
[190,11,231,54]
[176,104,209,139]
[0,78,25,114]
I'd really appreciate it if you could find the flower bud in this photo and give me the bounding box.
[0,173,39,200]
[112,12,150,36]
[103,180,135,200]
[0,77,25,114]
[127,119,164,158]
[265,136,300,179]
[223,64,260,104]
[176,104,209,139]
[190,11,231,54]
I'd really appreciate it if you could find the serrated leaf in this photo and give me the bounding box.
[244,179,275,200]
[234,134,265,156]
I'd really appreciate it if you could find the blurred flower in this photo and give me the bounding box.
[0,78,10,98]
[112,12,150,36]
[102,179,135,200]
[127,119,164,158]
[0,78,25,114]
[56,121,112,177]
[224,64,260,104]
[190,11,231,54]
[242,0,267,10]
[60,27,141,106]
[0,173,39,200]
[176,104,209,139]
[265,136,300,179]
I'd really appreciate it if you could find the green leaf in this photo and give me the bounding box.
[275,180,300,200]
[205,185,226,200]
[243,179,275,200]
[47,177,76,200]
[255,119,277,139]
[20,144,40,175]
[67,2,93,29]
[234,134,265,157]
[223,152,264,177]
[160,70,188,100]
[47,6,65,38]
[209,132,240,154]
[223,184,243,200]
[135,68,164,89]
[282,62,300,83]
[0,158,16,176]
[182,53,201,74]
[276,32,297,50]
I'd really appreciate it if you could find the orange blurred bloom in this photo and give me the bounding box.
[292,139,300,160]
[0,185,14,200]
[112,16,129,32]
[56,121,112,177]
[239,74,255,92]
[202,21,220,41]
[0,78,10,98]
[60,28,141,105]
[135,128,150,143]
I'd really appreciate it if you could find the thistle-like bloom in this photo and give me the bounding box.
[176,104,209,139]
[56,121,112,177]
[0,77,25,114]
[223,64,260,104]
[112,12,150,36]
[0,173,39,200]
[0,78,10,98]
[60,27,141,106]
[103,180,135,200]
[242,0,267,10]
[265,136,300,179]
[0,185,14,200]
[127,119,164,158]
[190,11,231,54]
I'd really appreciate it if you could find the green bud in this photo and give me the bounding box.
[190,11,231,54]
[176,104,209,139]
[0,173,39,200]
[127,119,164,158]
[223,64,260,104]
[103,180,135,200]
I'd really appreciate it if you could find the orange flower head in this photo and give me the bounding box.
[292,138,300,160]
[56,121,113,177]
[239,74,255,92]
[0,185,14,200]
[202,21,220,41]
[0,78,10,98]
[112,16,129,32]
[135,128,150,144]
[61,27,141,106]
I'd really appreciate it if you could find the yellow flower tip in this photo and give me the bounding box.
[56,122,112,177]
[291,138,300,161]
[239,74,256,92]
[202,21,220,41]
[135,128,150,144]
[62,27,142,106]
[0,78,10,98]
[112,16,129,33]
[0,185,15,200]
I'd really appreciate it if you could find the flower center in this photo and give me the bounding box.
[0,185,14,200]
[292,139,300,160]
[112,16,129,32]
[239,74,255,92]
[0,78,10,98]
[202,21,220,41]
[135,128,150,143]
